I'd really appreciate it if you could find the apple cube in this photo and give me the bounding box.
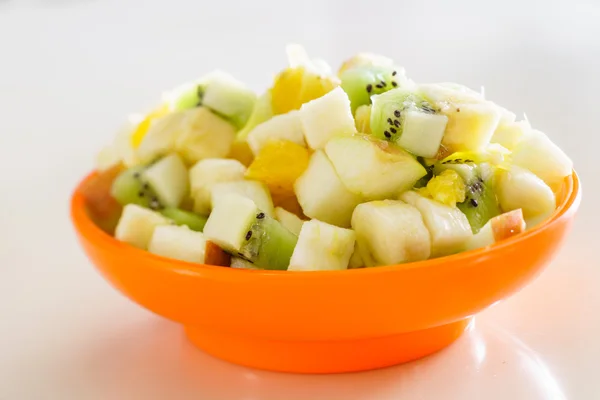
[246,111,306,155]
[352,200,431,266]
[288,220,356,271]
[189,158,246,215]
[115,204,170,249]
[294,150,362,227]
[466,209,526,250]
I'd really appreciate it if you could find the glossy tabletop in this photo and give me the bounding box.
[1,0,599,398]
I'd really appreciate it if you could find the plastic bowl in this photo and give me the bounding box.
[71,171,581,374]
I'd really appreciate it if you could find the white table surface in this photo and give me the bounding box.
[1,0,599,398]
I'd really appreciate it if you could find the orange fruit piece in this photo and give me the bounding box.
[245,140,310,202]
[271,67,338,115]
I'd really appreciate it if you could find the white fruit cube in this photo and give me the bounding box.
[148,225,207,263]
[491,120,531,150]
[397,110,448,158]
[324,135,426,200]
[300,87,356,150]
[204,194,259,253]
[495,165,556,228]
[200,70,257,127]
[399,191,472,257]
[466,209,526,251]
[142,153,189,208]
[136,111,189,165]
[189,158,246,215]
[174,107,236,164]
[274,207,305,236]
[210,180,274,216]
[294,150,362,227]
[288,220,356,271]
[511,129,573,189]
[352,200,431,266]
[440,101,501,151]
[115,204,171,249]
[246,111,306,155]
[348,243,365,269]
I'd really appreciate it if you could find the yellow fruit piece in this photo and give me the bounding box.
[130,104,170,148]
[426,169,466,207]
[271,67,338,115]
[227,140,255,167]
[355,105,372,134]
[245,140,310,200]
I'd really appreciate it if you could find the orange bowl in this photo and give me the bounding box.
[71,171,581,374]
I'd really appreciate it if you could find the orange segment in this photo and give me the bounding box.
[245,140,310,201]
[227,140,255,167]
[271,67,338,115]
[130,104,171,148]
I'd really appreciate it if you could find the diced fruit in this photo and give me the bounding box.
[419,83,484,104]
[466,209,526,251]
[491,120,531,150]
[189,158,246,215]
[294,150,362,227]
[136,107,236,165]
[400,191,472,257]
[246,111,306,155]
[80,165,124,234]
[324,135,427,200]
[142,153,188,208]
[148,225,208,263]
[230,257,261,270]
[424,169,466,207]
[440,144,511,167]
[352,200,431,266]
[204,241,232,266]
[227,140,254,167]
[237,91,274,141]
[168,71,257,129]
[174,107,236,164]
[338,53,395,75]
[300,87,356,149]
[511,129,573,190]
[111,164,163,210]
[340,65,409,113]
[288,220,356,271]
[348,243,365,269]
[160,208,207,232]
[396,110,448,158]
[204,194,298,270]
[113,114,144,168]
[439,102,502,151]
[271,193,305,217]
[369,88,443,148]
[130,105,170,148]
[245,140,310,200]
[449,163,500,234]
[271,66,339,115]
[115,204,170,249]
[495,165,556,228]
[274,207,305,236]
[210,180,274,216]
[135,111,188,164]
[354,105,372,134]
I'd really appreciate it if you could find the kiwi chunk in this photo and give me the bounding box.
[239,214,298,270]
[370,88,438,143]
[160,208,207,232]
[204,195,298,270]
[436,162,500,233]
[110,165,163,210]
[340,65,399,113]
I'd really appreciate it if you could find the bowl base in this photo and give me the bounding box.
[185,318,472,374]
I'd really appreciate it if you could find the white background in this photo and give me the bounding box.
[1,0,599,398]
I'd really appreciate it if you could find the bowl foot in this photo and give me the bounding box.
[185,318,472,374]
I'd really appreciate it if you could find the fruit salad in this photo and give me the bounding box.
[84,44,573,271]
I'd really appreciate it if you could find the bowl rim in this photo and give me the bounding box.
[71,170,581,278]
